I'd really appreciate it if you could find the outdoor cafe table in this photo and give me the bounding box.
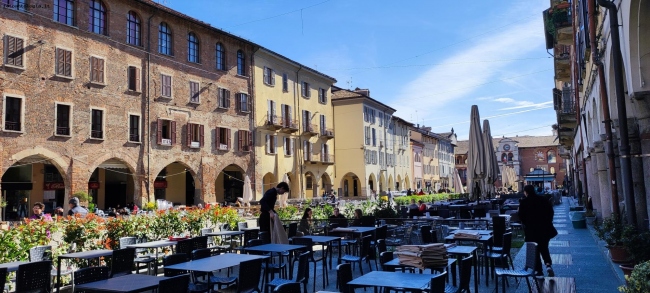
[166,253,269,291]
[293,235,342,268]
[205,230,245,247]
[74,273,167,293]
[56,249,113,292]
[243,244,306,277]
[125,239,177,274]
[347,271,439,293]
[0,261,29,272]
[446,245,480,292]
[383,258,457,285]
[451,229,493,235]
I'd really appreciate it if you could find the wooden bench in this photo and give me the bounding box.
[541,277,576,293]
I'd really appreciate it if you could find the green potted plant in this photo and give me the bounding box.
[619,230,650,277]
[595,215,636,263]
[619,260,650,292]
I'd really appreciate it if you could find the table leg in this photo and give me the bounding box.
[337,238,342,265]
[473,251,479,293]
[56,257,62,293]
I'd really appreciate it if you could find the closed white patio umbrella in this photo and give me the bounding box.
[242,175,253,205]
[466,105,486,201]
[482,120,499,198]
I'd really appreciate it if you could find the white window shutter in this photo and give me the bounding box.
[288,105,292,121]
[274,136,278,154]
[290,138,295,156]
[267,100,272,119]
[281,104,286,121]
[265,134,270,154]
[263,66,268,83]
[271,69,275,85]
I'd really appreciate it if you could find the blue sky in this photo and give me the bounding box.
[163,0,555,140]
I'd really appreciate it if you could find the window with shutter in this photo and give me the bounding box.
[239,93,250,113]
[128,66,141,92]
[301,82,310,98]
[226,128,231,150]
[90,56,105,84]
[161,74,172,98]
[3,96,23,132]
[54,104,71,136]
[128,114,140,142]
[90,109,104,139]
[56,48,73,77]
[4,36,24,67]
[218,88,230,109]
[265,134,270,154]
[282,73,289,92]
[189,81,200,103]
[320,115,326,134]
[158,119,174,145]
[318,88,327,104]
[263,67,275,85]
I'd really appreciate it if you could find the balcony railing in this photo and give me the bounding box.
[303,124,318,136]
[4,121,20,131]
[91,130,103,139]
[280,117,299,133]
[560,88,575,115]
[129,134,139,142]
[320,154,334,164]
[56,127,70,136]
[265,115,282,130]
[320,128,334,139]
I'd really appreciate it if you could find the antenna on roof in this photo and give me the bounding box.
[346,77,352,90]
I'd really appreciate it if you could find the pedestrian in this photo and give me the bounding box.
[68,197,88,217]
[29,202,52,221]
[518,184,558,277]
[258,182,290,233]
[298,208,312,235]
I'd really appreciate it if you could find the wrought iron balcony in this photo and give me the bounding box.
[303,124,318,136]
[280,117,299,133]
[264,115,282,130]
[4,121,20,131]
[320,154,335,165]
[56,126,70,136]
[320,128,334,139]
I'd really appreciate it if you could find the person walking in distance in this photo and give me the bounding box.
[259,182,290,233]
[519,184,558,277]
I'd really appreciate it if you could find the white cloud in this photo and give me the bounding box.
[390,2,547,120]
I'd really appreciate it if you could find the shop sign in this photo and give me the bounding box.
[154,181,167,188]
[44,182,65,190]
[88,182,100,189]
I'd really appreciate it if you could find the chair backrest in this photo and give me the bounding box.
[492,216,506,247]
[459,256,473,291]
[163,253,189,277]
[73,266,110,285]
[201,228,215,246]
[437,209,450,218]
[488,210,500,218]
[379,251,394,271]
[259,231,271,244]
[237,258,263,293]
[243,229,259,245]
[524,242,539,272]
[359,235,372,259]
[29,245,52,262]
[295,251,310,285]
[158,274,190,293]
[119,237,137,250]
[247,238,264,247]
[238,222,248,231]
[16,260,52,293]
[110,248,135,277]
[403,225,414,244]
[274,282,301,293]
[429,271,447,293]
[0,267,6,293]
[501,232,513,256]
[361,216,376,227]
[473,208,487,218]
[377,239,387,254]
[175,238,194,255]
[191,248,212,260]
[509,212,521,223]
[337,263,353,293]
[373,225,386,240]
[192,236,208,250]
[291,237,313,253]
[420,226,433,244]
[288,222,298,238]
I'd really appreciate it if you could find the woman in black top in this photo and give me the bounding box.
[351,209,363,226]
[298,208,312,235]
[259,182,290,232]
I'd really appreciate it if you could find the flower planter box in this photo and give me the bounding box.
[572,219,587,229]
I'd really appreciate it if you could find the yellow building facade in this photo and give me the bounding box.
[410,128,439,193]
[390,117,413,192]
[253,49,336,199]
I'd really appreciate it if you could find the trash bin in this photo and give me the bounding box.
[570,211,587,229]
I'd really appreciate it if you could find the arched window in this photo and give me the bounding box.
[508,153,514,162]
[54,0,75,26]
[126,11,141,46]
[187,32,199,63]
[547,150,556,163]
[216,43,225,70]
[237,50,245,76]
[501,153,507,162]
[89,0,107,35]
[158,22,172,55]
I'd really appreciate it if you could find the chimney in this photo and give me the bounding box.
[354,87,370,96]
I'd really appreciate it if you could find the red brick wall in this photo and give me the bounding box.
[519,146,567,188]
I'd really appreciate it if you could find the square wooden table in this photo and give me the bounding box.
[74,273,167,292]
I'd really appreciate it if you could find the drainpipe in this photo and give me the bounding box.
[589,0,620,216]
[295,66,303,199]
[597,0,636,226]
[146,9,158,203]
[251,46,260,200]
[573,0,589,206]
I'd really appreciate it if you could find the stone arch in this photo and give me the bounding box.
[6,147,69,181]
[262,172,276,192]
[388,174,394,192]
[368,173,376,194]
[215,164,246,203]
[304,171,316,199]
[87,156,139,210]
[625,0,650,93]
[151,160,200,187]
[320,173,332,194]
[152,160,200,206]
[404,175,411,190]
[396,174,402,191]
[340,172,361,197]
[379,173,386,192]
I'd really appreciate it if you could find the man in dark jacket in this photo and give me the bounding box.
[519,185,558,277]
[258,182,289,232]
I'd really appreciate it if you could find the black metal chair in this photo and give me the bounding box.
[488,232,514,280]
[421,226,435,244]
[158,274,191,293]
[337,263,353,293]
[163,253,209,293]
[176,238,195,255]
[201,228,215,246]
[287,223,298,239]
[119,236,156,275]
[219,258,264,293]
[234,230,259,252]
[73,266,110,293]
[29,245,52,262]
[110,248,135,277]
[341,235,373,274]
[379,251,394,271]
[0,267,7,293]
[193,236,209,251]
[273,282,301,293]
[495,242,540,293]
[259,231,271,244]
[429,271,447,293]
[292,237,327,291]
[16,260,52,293]
[191,248,237,290]
[267,251,310,293]
[248,239,287,280]
[443,256,472,293]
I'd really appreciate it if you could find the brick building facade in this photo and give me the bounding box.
[0,0,256,218]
